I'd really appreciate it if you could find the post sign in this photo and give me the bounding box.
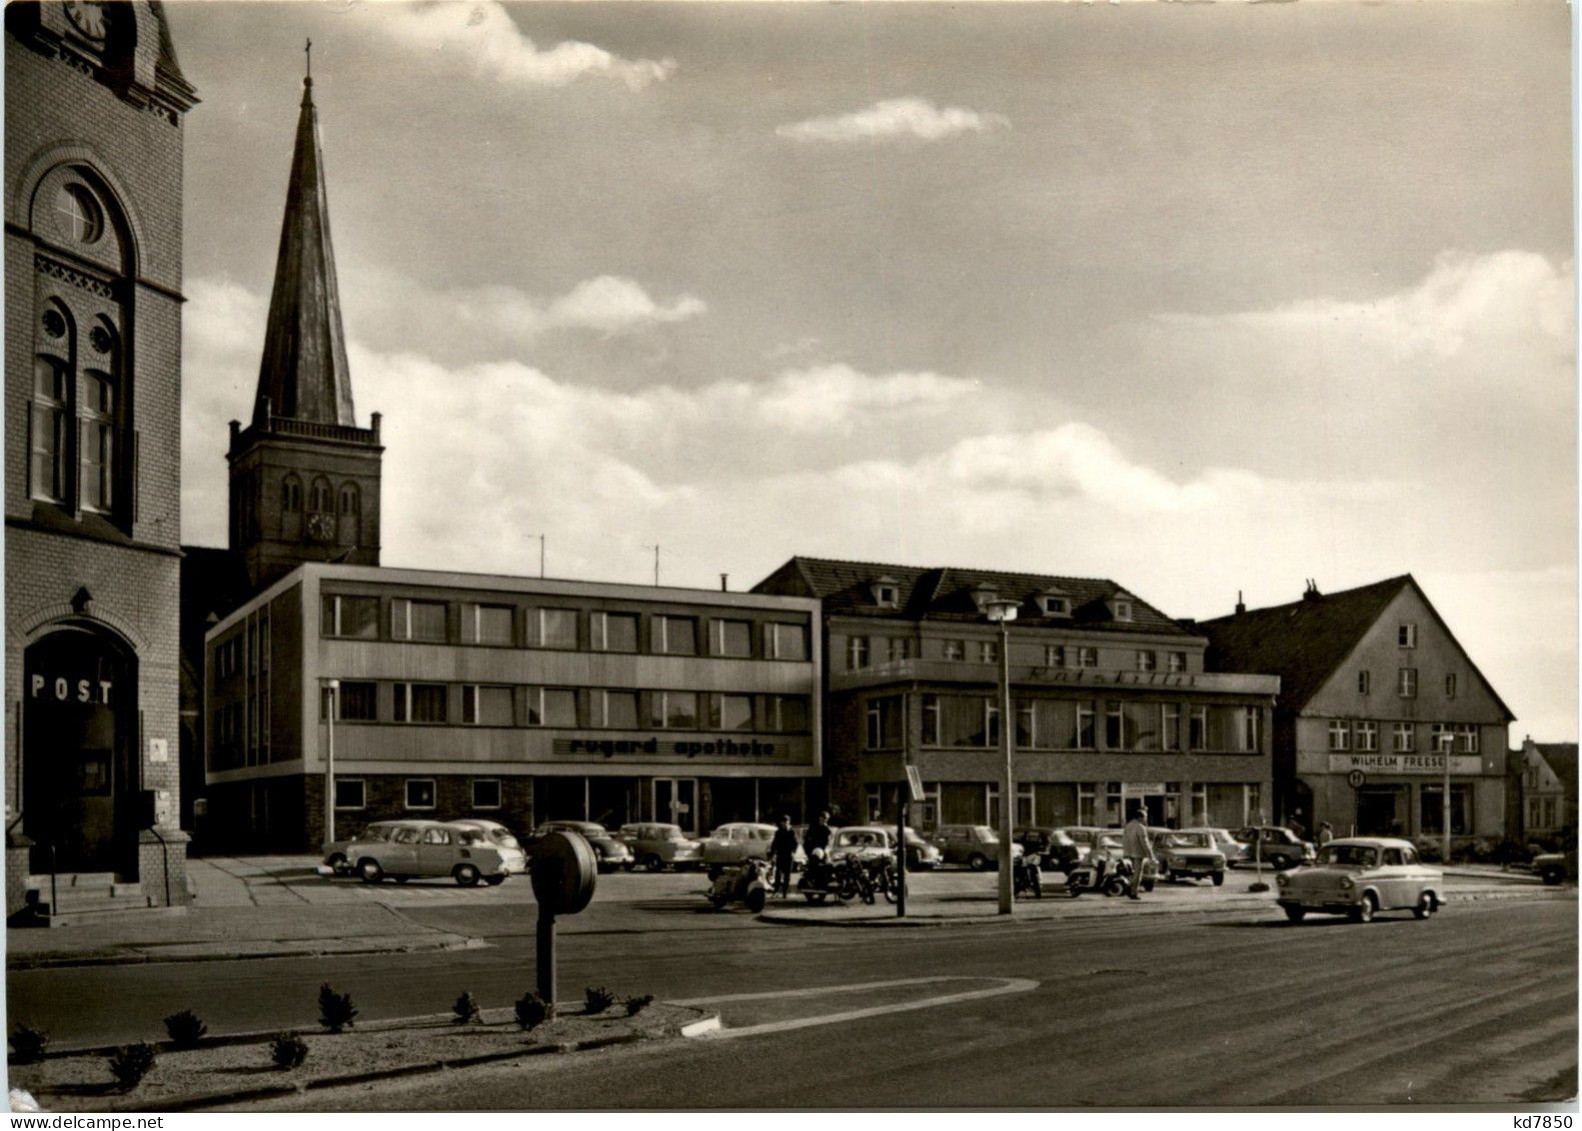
[905,764,925,803]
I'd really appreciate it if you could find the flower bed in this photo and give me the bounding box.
[10,1003,705,1113]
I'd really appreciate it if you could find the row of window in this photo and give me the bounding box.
[1527,796,1561,830]
[1326,721,1480,753]
[334,777,498,812]
[282,475,361,516]
[32,355,119,514]
[213,613,271,680]
[846,635,1189,673]
[1357,667,1458,699]
[321,594,810,660]
[886,780,1262,831]
[864,694,1260,753]
[320,681,812,733]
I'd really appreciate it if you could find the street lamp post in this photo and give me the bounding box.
[324,678,340,845]
[1441,731,1454,864]
[985,598,1019,915]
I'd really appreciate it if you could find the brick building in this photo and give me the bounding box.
[1199,576,1514,845]
[752,558,1280,831]
[5,1,198,914]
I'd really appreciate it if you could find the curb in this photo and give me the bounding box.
[6,933,487,972]
[92,1011,716,1114]
[756,886,1571,928]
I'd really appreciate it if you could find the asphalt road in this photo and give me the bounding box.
[11,898,1574,1109]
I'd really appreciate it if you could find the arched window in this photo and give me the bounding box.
[282,475,303,513]
[31,355,68,503]
[311,478,334,513]
[79,372,114,512]
[340,483,360,516]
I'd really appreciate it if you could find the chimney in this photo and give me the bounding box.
[720,573,729,592]
[1234,590,1245,615]
[1303,579,1322,601]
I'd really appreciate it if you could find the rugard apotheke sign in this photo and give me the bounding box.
[553,736,793,760]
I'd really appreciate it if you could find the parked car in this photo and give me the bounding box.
[1151,828,1227,885]
[1235,825,1316,870]
[901,827,942,871]
[1206,827,1250,866]
[341,819,524,886]
[1532,851,1575,886]
[1276,837,1444,923]
[1016,826,1081,873]
[617,822,704,871]
[321,821,399,874]
[525,820,634,872]
[931,824,1024,870]
[699,822,777,868]
[1088,830,1158,889]
[447,817,524,852]
[828,826,897,865]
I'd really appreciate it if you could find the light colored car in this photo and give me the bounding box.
[1276,837,1444,923]
[342,819,523,886]
[828,826,898,865]
[321,821,398,874]
[931,824,1025,870]
[699,822,777,867]
[1151,828,1227,885]
[902,827,942,871]
[1055,826,1113,865]
[526,820,634,872]
[617,822,704,871]
[445,819,528,874]
[1206,827,1250,866]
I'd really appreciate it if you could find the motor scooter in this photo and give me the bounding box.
[1066,853,1130,897]
[705,857,773,912]
[1013,852,1044,898]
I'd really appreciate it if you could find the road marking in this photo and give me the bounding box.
[673,975,1038,1040]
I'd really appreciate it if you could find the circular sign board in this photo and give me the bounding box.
[529,831,598,915]
[1347,769,1366,789]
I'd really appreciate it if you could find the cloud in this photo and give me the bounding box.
[776,98,1010,143]
[372,2,675,90]
[341,269,706,356]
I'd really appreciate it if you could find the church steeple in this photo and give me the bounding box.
[227,53,382,593]
[253,52,354,427]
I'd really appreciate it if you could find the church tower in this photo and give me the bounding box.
[228,60,382,592]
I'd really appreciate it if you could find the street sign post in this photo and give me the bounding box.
[1347,769,1366,789]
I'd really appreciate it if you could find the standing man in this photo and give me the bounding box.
[1122,803,1154,901]
[804,810,834,882]
[770,814,799,898]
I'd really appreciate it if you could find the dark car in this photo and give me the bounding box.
[1015,826,1081,873]
[525,820,634,872]
[1235,826,1316,871]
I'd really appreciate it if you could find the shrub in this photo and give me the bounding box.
[108,1043,157,1092]
[584,986,617,1014]
[624,994,654,1017]
[270,1033,309,1070]
[317,984,358,1033]
[163,1008,208,1048]
[9,1025,49,1065]
[514,991,552,1031]
[452,991,481,1025]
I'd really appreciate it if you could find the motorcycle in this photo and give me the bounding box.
[1066,854,1132,898]
[1014,852,1044,898]
[705,857,773,912]
[798,849,874,905]
[862,854,901,904]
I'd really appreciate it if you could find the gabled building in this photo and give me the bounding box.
[1517,739,1576,847]
[1199,576,1514,844]
[753,558,1279,831]
[5,1,199,914]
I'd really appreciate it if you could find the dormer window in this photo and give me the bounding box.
[1109,592,1135,622]
[1038,589,1071,618]
[870,576,901,609]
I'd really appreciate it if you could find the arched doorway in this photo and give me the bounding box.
[23,624,138,875]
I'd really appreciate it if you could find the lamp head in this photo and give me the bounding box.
[327,678,341,691]
[984,598,1020,624]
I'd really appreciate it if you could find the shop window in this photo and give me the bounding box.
[656,615,697,656]
[713,619,753,658]
[321,595,380,639]
[592,611,640,652]
[405,779,437,810]
[764,622,808,660]
[472,779,502,810]
[334,779,365,810]
[1420,784,1471,836]
[538,608,579,649]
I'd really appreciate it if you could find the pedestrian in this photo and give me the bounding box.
[770,814,799,898]
[1122,803,1154,900]
[804,810,833,856]
[1317,821,1334,852]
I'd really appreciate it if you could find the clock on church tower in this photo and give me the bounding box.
[306,511,335,544]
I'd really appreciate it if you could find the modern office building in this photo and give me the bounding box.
[1199,576,1514,844]
[203,564,821,851]
[5,1,199,914]
[752,558,1280,831]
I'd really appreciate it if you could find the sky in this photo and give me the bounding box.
[166,1,1576,741]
